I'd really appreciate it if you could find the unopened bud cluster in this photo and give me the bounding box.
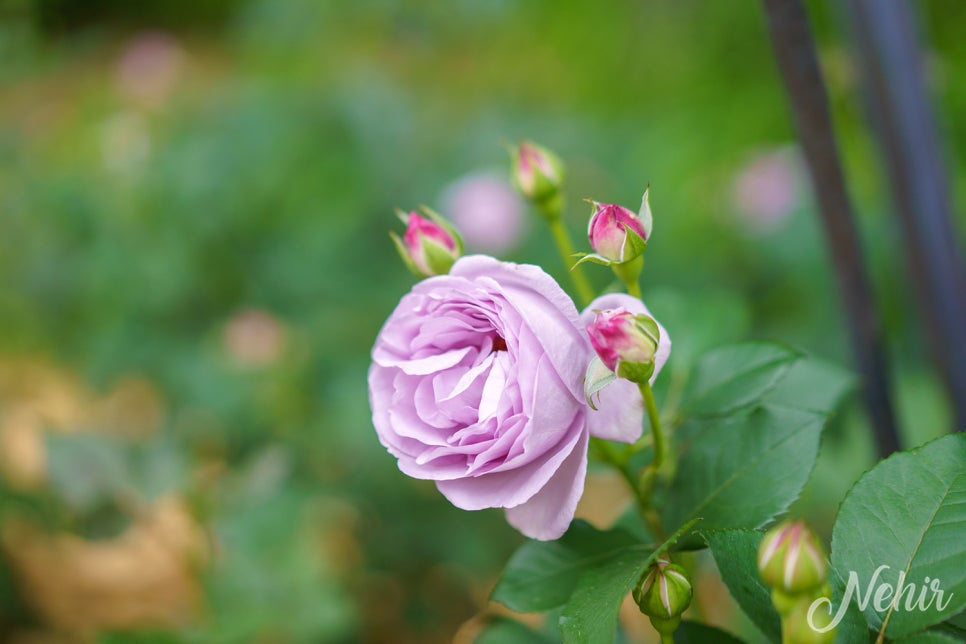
[758,520,835,644]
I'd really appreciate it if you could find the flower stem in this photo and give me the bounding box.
[660,634,675,644]
[635,381,667,541]
[626,279,642,299]
[590,437,664,541]
[612,255,644,298]
[546,217,595,307]
[639,382,664,471]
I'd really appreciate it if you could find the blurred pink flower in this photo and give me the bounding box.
[224,309,286,367]
[732,147,803,232]
[115,31,186,107]
[440,173,526,255]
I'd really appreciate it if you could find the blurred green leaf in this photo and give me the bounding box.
[45,433,129,512]
[682,342,801,416]
[474,616,556,644]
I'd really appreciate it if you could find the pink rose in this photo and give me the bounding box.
[368,255,668,540]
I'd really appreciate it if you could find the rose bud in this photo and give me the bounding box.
[632,557,693,636]
[390,208,463,278]
[758,520,828,597]
[783,594,837,644]
[587,194,651,264]
[511,141,564,208]
[586,307,660,384]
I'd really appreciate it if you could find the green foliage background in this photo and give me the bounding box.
[0,0,964,641]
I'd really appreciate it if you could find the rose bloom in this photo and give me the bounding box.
[368,255,669,540]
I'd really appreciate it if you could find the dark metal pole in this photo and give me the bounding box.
[845,0,966,434]
[761,0,901,456]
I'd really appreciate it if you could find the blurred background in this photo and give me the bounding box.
[0,0,963,641]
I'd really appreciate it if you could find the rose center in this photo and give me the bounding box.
[491,335,507,352]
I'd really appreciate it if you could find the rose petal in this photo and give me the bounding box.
[434,414,584,510]
[505,431,589,540]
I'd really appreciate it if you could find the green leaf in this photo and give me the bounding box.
[664,405,826,536]
[759,355,854,413]
[683,342,801,416]
[893,631,965,644]
[828,564,874,644]
[674,620,747,643]
[474,616,556,644]
[642,289,751,371]
[704,529,781,642]
[490,520,641,613]
[830,434,966,639]
[558,518,700,644]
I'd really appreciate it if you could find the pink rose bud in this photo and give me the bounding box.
[586,307,660,384]
[587,196,650,264]
[511,141,564,206]
[390,209,463,278]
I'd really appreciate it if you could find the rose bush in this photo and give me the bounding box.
[368,255,669,539]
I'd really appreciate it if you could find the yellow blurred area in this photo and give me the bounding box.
[3,496,206,639]
[0,361,163,489]
[0,360,206,640]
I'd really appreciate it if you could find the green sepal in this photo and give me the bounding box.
[390,231,424,277]
[634,314,660,346]
[418,205,464,255]
[616,359,655,384]
[572,252,617,269]
[620,224,648,263]
[420,234,457,275]
[638,185,653,239]
[584,355,617,410]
